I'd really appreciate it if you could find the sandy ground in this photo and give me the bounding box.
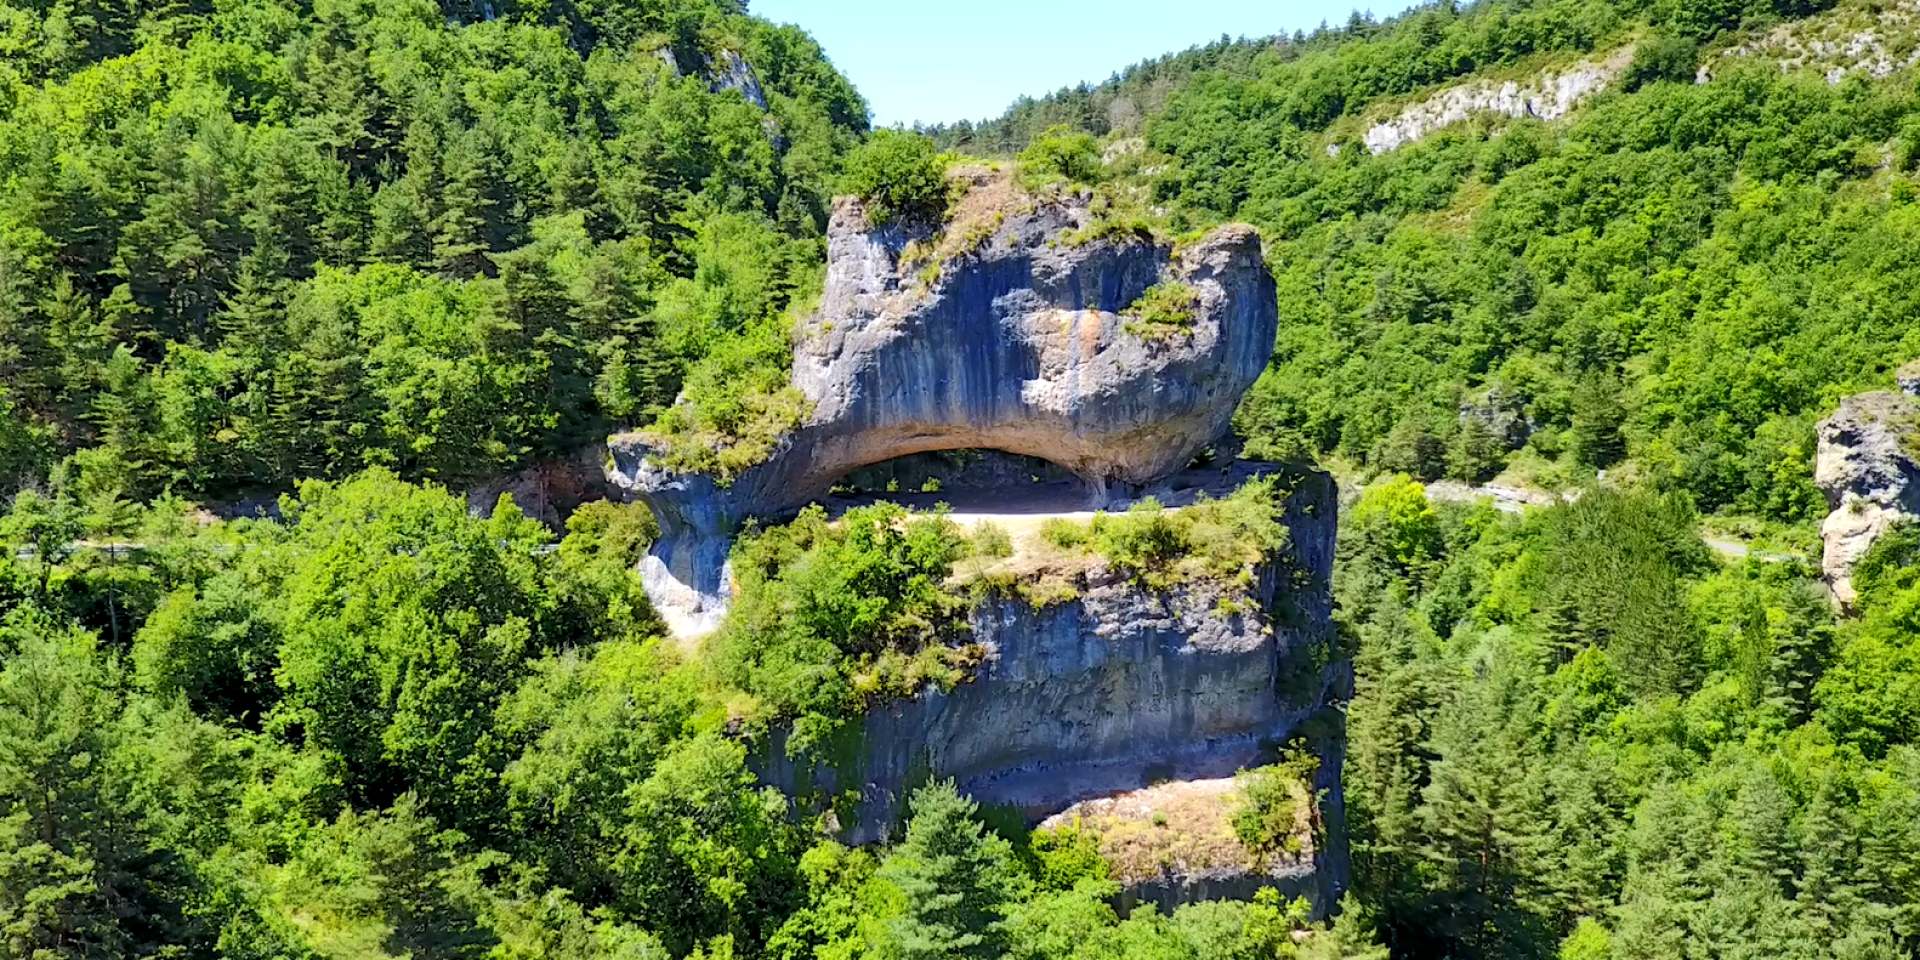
[1037,775,1313,884]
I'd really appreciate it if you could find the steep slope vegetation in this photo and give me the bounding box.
[0,0,865,500]
[932,3,1920,959]
[933,0,1920,534]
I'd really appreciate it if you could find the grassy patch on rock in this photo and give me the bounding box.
[1123,280,1202,342]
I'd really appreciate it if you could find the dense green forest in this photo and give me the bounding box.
[1339,478,1920,959]
[0,472,1380,959]
[0,0,864,501]
[12,0,1920,958]
[923,1,1920,957]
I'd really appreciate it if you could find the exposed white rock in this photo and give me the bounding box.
[650,45,770,110]
[711,49,769,110]
[1361,47,1634,154]
[1714,1,1920,83]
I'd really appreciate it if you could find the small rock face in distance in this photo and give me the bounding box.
[608,183,1281,635]
[1816,388,1920,609]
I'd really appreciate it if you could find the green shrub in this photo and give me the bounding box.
[1231,749,1319,860]
[1040,517,1092,549]
[1622,33,1700,91]
[709,502,977,744]
[967,522,1014,559]
[1091,478,1289,586]
[645,317,813,482]
[1018,125,1105,189]
[1123,281,1200,341]
[1094,498,1187,571]
[1347,475,1443,575]
[1849,521,1920,611]
[841,129,953,226]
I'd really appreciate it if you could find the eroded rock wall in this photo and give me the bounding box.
[757,472,1342,875]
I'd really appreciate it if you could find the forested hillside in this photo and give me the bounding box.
[12,0,1920,959]
[1337,478,1920,959]
[0,0,864,501]
[0,6,1381,959]
[926,0,1920,957]
[933,0,1914,533]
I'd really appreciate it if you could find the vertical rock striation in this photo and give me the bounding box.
[755,473,1342,869]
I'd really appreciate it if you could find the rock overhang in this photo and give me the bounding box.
[608,182,1281,634]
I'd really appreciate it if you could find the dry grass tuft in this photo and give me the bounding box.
[1036,775,1315,886]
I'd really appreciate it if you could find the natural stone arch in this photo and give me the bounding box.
[608,187,1279,635]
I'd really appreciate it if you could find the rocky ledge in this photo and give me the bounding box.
[609,182,1280,634]
[755,471,1343,891]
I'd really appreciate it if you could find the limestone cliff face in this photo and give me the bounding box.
[757,473,1344,898]
[609,190,1279,633]
[1817,387,1920,608]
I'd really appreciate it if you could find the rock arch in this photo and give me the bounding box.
[608,189,1279,635]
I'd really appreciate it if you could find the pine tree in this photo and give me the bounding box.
[369,171,435,269]
[1568,375,1627,469]
[1796,780,1865,941]
[0,623,192,959]
[879,781,1026,960]
[432,129,505,279]
[40,272,116,413]
[1415,646,1554,960]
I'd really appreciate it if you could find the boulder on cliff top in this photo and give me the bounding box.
[1816,390,1920,608]
[608,175,1280,634]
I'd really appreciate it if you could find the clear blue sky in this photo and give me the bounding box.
[748,0,1399,127]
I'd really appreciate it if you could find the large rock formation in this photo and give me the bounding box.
[609,184,1280,634]
[755,469,1346,915]
[1816,382,1920,609]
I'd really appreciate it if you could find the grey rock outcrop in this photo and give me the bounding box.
[463,446,617,530]
[711,49,769,110]
[1714,3,1920,85]
[609,191,1279,634]
[1816,390,1920,608]
[652,45,769,110]
[1360,46,1633,154]
[756,471,1343,859]
[1457,386,1533,450]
